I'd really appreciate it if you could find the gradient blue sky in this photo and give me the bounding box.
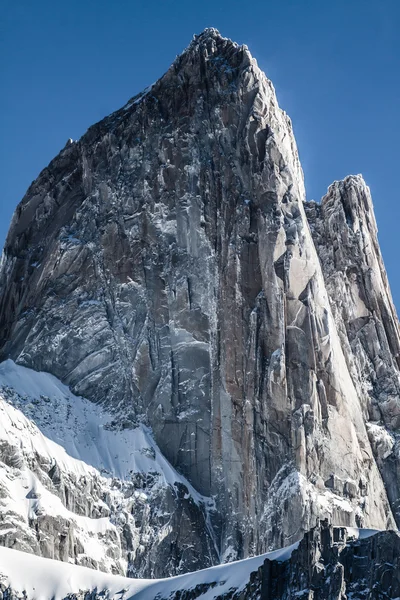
[1,0,399,306]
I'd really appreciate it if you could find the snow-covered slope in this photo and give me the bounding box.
[0,359,210,491]
[0,360,216,577]
[0,542,296,600]
[2,526,398,600]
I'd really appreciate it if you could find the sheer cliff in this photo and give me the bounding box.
[0,27,399,588]
[305,177,400,526]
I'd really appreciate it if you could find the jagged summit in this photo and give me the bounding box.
[108,28,259,134]
[180,27,246,62]
[146,26,257,110]
[0,29,399,596]
[194,26,223,40]
[322,173,369,201]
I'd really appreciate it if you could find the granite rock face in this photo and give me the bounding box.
[227,522,400,600]
[0,27,399,578]
[305,178,400,527]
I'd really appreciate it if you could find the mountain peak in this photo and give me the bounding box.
[189,26,237,51]
[0,28,399,595]
[193,26,223,41]
[171,27,253,77]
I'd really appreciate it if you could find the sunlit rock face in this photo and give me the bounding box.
[0,27,399,576]
[305,176,400,526]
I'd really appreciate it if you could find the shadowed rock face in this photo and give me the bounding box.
[0,28,399,570]
[223,523,400,600]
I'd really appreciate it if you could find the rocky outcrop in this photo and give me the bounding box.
[233,523,400,600]
[305,177,400,527]
[0,27,399,579]
[237,523,400,600]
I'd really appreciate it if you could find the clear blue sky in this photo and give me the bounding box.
[1,0,400,307]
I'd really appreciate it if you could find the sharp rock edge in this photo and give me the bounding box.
[0,26,399,597]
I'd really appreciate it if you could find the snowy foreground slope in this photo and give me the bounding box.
[1,526,400,599]
[0,544,285,600]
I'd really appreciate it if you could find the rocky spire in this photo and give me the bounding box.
[305,174,400,525]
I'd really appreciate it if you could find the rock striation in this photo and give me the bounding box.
[0,27,399,584]
[305,177,400,525]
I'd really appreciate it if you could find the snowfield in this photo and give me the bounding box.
[0,542,299,600]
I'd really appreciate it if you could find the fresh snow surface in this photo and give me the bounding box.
[0,530,382,599]
[345,527,379,540]
[0,541,300,600]
[0,546,146,599]
[0,359,207,503]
